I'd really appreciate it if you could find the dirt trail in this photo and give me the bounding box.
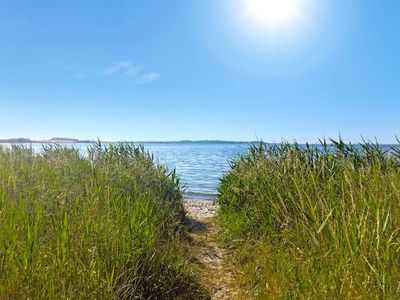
[184,200,239,300]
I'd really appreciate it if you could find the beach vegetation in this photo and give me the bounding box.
[0,143,203,299]
[218,138,400,298]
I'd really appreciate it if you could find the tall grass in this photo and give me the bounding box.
[218,139,400,298]
[0,143,203,299]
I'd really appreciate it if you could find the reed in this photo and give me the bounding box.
[0,143,203,299]
[218,139,400,298]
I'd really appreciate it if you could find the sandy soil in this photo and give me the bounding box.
[184,200,239,300]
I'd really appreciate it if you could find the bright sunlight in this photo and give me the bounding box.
[244,0,304,29]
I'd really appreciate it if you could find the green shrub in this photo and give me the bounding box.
[218,139,400,299]
[0,143,202,299]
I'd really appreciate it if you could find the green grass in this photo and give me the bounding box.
[218,139,400,299]
[0,143,204,299]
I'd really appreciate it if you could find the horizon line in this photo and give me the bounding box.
[0,137,399,145]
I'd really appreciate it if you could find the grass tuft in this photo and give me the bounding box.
[0,142,204,299]
[218,138,400,299]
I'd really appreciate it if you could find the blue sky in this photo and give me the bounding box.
[0,0,399,142]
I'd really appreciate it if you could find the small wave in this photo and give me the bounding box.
[184,192,217,202]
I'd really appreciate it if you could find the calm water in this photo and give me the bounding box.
[0,142,252,200]
[144,142,252,200]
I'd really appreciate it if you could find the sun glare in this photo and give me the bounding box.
[245,0,304,29]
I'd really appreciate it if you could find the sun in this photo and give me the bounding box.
[245,0,304,29]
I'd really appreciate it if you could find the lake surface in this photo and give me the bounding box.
[145,142,252,200]
[0,142,253,200]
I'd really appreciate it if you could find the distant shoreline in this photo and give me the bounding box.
[0,138,257,144]
[1,138,398,147]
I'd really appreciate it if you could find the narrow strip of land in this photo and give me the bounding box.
[184,200,239,300]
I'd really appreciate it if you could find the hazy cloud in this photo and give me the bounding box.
[53,60,160,84]
[102,61,160,84]
[53,60,88,78]
[64,63,88,78]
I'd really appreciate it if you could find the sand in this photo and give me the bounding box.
[184,199,239,300]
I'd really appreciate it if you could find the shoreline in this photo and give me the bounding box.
[183,198,217,220]
[184,192,217,202]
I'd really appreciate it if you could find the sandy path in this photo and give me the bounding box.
[184,200,238,300]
